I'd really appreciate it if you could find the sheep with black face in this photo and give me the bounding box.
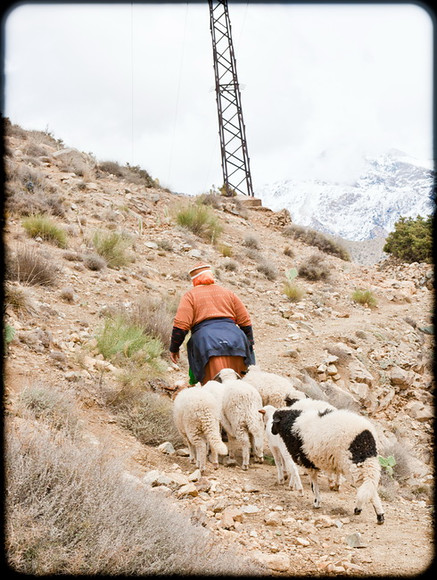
[271,406,385,524]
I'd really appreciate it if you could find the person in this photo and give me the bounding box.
[169,263,255,385]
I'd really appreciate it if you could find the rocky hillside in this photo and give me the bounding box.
[3,123,434,576]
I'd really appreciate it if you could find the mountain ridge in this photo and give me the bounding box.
[257,150,434,242]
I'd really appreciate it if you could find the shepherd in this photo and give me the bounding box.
[169,263,255,385]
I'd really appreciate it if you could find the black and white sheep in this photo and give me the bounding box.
[173,386,227,473]
[271,406,385,524]
[242,365,306,408]
[206,368,264,470]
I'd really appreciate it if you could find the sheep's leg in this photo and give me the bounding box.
[236,429,251,470]
[285,457,304,495]
[271,446,286,484]
[307,468,321,508]
[208,448,219,469]
[251,431,264,464]
[194,439,207,473]
[354,481,385,524]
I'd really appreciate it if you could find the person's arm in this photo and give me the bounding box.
[169,326,188,363]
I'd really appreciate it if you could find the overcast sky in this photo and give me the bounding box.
[3,1,434,195]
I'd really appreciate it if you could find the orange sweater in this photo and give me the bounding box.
[173,283,251,331]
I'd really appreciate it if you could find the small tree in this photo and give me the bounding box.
[383,215,432,263]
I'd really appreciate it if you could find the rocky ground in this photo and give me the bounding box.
[3,125,435,575]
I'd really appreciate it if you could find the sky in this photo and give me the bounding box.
[2,1,434,196]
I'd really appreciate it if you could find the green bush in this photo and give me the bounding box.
[22,214,68,248]
[95,316,163,364]
[175,202,223,243]
[351,289,377,308]
[283,281,305,302]
[92,231,132,268]
[383,215,432,263]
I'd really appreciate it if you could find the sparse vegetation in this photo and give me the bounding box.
[298,253,330,281]
[5,419,262,576]
[22,214,68,248]
[283,281,305,302]
[97,160,157,188]
[174,202,223,243]
[6,245,57,286]
[283,224,350,260]
[351,288,377,308]
[243,234,260,249]
[83,252,106,271]
[257,261,278,281]
[383,215,432,263]
[92,230,133,268]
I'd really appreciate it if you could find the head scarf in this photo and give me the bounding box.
[189,263,215,286]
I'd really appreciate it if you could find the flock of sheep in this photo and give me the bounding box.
[173,365,385,525]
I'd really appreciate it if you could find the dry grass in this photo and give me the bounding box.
[283,224,350,260]
[6,245,58,286]
[5,419,263,576]
[298,253,330,281]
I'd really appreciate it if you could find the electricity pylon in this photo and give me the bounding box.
[208,0,254,197]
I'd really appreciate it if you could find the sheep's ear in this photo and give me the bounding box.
[212,372,222,383]
[258,408,266,415]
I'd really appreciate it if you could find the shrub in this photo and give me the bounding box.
[4,283,36,314]
[383,215,432,263]
[351,289,377,308]
[298,253,330,281]
[283,224,350,260]
[95,316,163,364]
[217,243,233,257]
[108,388,182,446]
[92,231,132,268]
[257,261,278,281]
[6,246,57,286]
[123,295,177,350]
[83,252,106,271]
[283,281,305,302]
[175,203,223,243]
[17,383,81,435]
[5,421,263,576]
[243,234,260,249]
[284,245,295,257]
[22,214,68,248]
[97,160,156,187]
[196,192,222,209]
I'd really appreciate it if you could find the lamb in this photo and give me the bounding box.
[206,368,264,470]
[283,395,341,491]
[259,404,303,493]
[242,365,306,408]
[173,386,227,473]
[271,406,385,524]
[259,397,338,492]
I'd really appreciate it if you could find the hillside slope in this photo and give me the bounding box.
[3,124,434,575]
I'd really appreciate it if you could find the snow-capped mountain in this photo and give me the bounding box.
[257,150,434,241]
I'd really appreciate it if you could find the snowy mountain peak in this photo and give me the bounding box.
[258,151,434,242]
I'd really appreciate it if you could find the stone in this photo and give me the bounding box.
[158,441,175,454]
[255,552,290,572]
[345,532,366,548]
[348,360,374,385]
[264,511,283,526]
[176,483,198,498]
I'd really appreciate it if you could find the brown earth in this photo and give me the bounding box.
[3,127,434,576]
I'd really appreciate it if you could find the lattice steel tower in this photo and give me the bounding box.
[208,0,254,197]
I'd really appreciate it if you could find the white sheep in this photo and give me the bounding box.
[271,406,385,524]
[173,386,227,473]
[242,365,306,408]
[208,368,264,470]
[259,404,303,493]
